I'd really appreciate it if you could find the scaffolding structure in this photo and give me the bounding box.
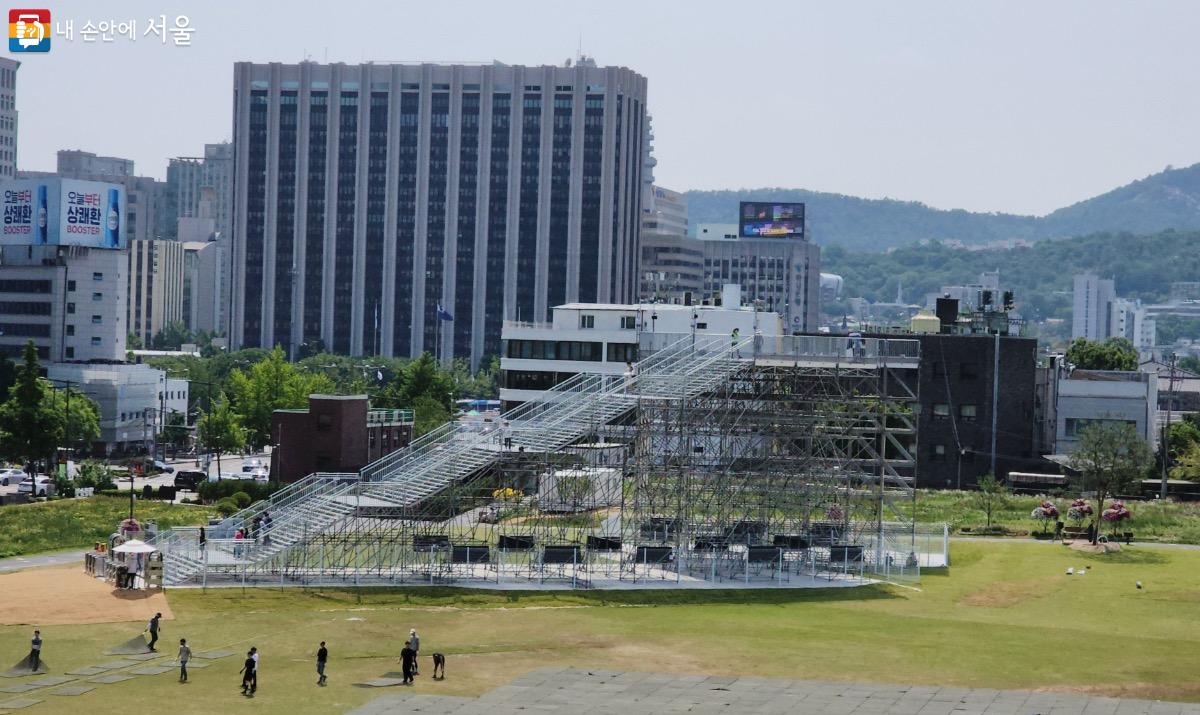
[157,333,923,589]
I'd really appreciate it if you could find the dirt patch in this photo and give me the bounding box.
[0,565,172,626]
[1040,680,1200,702]
[959,578,1058,608]
[1069,541,1122,555]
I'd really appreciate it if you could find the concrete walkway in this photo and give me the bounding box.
[348,667,1200,715]
[0,550,82,574]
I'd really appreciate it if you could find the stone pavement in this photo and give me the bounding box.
[347,667,1200,715]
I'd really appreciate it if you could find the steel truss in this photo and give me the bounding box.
[162,336,921,589]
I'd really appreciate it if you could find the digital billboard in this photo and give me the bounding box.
[739,201,805,239]
[0,178,125,249]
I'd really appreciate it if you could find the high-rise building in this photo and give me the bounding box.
[0,177,128,361]
[21,150,173,242]
[230,60,649,368]
[128,239,184,344]
[638,185,701,304]
[695,223,820,333]
[182,240,224,334]
[0,58,19,180]
[1072,273,1116,341]
[168,142,233,240]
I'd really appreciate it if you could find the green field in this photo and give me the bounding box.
[0,496,209,558]
[1,539,1199,714]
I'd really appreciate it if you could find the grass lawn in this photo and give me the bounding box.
[911,489,1200,544]
[1,539,1198,714]
[0,496,210,558]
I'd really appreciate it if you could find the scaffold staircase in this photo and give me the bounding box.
[157,334,754,586]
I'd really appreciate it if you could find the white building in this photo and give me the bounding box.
[500,288,784,406]
[128,239,184,344]
[1072,273,1116,341]
[1054,369,1157,454]
[181,240,225,334]
[47,362,188,455]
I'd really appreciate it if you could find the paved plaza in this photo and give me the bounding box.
[348,667,1200,715]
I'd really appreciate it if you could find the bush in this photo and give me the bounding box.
[215,498,240,517]
[196,479,277,505]
[231,491,252,508]
[75,460,117,492]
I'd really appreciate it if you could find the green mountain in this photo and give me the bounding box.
[684,163,1200,252]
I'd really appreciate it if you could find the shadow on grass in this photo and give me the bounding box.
[1075,548,1170,565]
[175,582,905,611]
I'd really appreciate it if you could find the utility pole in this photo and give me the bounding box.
[1161,354,1178,499]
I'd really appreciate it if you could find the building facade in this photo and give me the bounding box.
[128,239,184,344]
[1072,273,1116,341]
[230,60,649,369]
[167,142,233,241]
[1053,369,1158,454]
[181,240,225,334]
[500,296,785,407]
[47,362,187,455]
[699,232,821,334]
[270,395,414,483]
[0,244,127,362]
[0,58,18,180]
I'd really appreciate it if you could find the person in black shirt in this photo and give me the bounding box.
[146,612,162,651]
[240,651,255,695]
[316,641,328,685]
[399,641,416,685]
[28,630,41,672]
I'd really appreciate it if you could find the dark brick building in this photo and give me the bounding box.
[271,395,414,484]
[913,333,1040,489]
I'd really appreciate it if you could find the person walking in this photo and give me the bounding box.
[316,641,328,686]
[28,630,41,672]
[198,527,206,555]
[408,629,420,675]
[400,641,416,685]
[731,328,741,358]
[177,638,191,682]
[146,612,162,651]
[249,646,259,693]
[239,650,255,695]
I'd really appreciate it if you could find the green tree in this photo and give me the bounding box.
[1065,337,1139,371]
[411,394,452,437]
[127,331,144,350]
[151,321,194,350]
[377,353,455,413]
[196,395,245,478]
[1068,421,1152,544]
[0,342,62,475]
[43,386,101,453]
[157,412,190,453]
[1171,442,1200,481]
[1179,355,1200,375]
[973,474,1009,530]
[227,347,335,449]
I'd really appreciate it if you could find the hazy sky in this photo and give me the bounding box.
[14,1,1200,215]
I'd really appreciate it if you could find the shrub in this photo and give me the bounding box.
[197,479,276,505]
[75,460,117,492]
[231,491,252,508]
[215,498,240,517]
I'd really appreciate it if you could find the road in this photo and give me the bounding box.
[0,451,272,501]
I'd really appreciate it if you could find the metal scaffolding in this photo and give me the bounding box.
[157,333,922,589]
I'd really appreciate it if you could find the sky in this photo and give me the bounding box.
[12,0,1200,216]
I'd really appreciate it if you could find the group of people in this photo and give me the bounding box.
[20,624,427,695]
[232,511,274,555]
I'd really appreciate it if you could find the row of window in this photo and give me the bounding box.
[930,403,978,421]
[505,339,638,363]
[577,314,637,330]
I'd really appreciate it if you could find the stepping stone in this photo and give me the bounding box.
[26,677,73,687]
[123,653,164,661]
[194,650,234,659]
[65,667,107,676]
[130,666,174,676]
[95,660,138,670]
[50,685,95,696]
[174,661,208,669]
[0,684,40,694]
[360,677,406,687]
[88,674,134,684]
[0,698,41,709]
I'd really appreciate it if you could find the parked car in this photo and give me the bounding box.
[152,460,175,474]
[173,470,207,491]
[242,458,264,472]
[208,472,254,483]
[248,468,270,483]
[0,468,28,486]
[17,476,53,497]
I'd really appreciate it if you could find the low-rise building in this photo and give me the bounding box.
[270,395,414,484]
[46,362,187,456]
[1053,369,1158,454]
[500,289,784,408]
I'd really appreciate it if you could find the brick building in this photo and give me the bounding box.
[271,395,413,484]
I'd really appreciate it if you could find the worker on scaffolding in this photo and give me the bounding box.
[731,328,741,358]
